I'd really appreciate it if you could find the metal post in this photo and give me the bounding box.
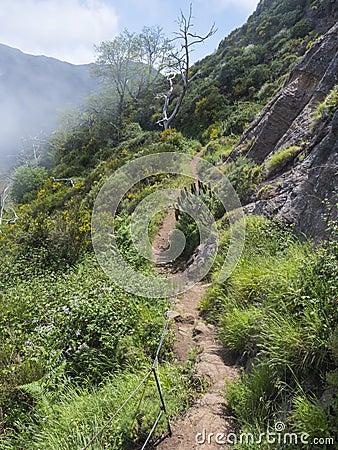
[152,367,172,436]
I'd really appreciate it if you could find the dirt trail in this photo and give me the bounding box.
[152,209,239,450]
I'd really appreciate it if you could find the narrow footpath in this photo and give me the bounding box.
[152,210,239,450]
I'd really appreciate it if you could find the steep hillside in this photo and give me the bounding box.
[230,22,338,239]
[0,44,100,167]
[0,1,337,448]
[175,0,337,139]
[171,0,337,240]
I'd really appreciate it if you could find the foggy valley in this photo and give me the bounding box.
[0,43,99,170]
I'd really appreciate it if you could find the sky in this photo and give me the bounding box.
[0,0,260,65]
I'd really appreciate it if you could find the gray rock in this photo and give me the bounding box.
[181,313,196,324]
[167,310,181,320]
[228,23,338,240]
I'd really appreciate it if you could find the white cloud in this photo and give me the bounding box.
[0,0,119,64]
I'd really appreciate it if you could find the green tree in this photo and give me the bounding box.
[93,27,171,116]
[11,166,48,204]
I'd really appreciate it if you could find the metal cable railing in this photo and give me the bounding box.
[81,312,172,450]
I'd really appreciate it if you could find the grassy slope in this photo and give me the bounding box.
[0,1,337,447]
[0,132,203,449]
[201,216,338,448]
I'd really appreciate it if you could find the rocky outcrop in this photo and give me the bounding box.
[229,22,338,240]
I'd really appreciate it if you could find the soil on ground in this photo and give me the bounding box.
[152,209,239,450]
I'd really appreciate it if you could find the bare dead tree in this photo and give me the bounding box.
[0,182,10,226]
[20,132,54,167]
[157,4,216,130]
[0,179,18,226]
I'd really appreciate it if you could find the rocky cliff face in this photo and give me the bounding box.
[229,22,338,240]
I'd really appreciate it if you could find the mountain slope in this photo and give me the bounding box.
[175,0,337,138]
[0,2,337,448]
[230,21,338,239]
[170,0,337,240]
[0,44,100,167]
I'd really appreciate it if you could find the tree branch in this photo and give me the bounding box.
[0,180,18,227]
[156,4,215,130]
[52,177,75,188]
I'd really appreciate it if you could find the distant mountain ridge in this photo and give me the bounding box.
[0,43,100,168]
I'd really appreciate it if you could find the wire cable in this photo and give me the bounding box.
[81,368,153,450]
[81,313,172,450]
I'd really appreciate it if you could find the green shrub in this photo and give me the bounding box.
[11,166,49,204]
[223,156,262,200]
[265,145,302,175]
[220,102,262,136]
[203,136,237,164]
[159,129,201,154]
[290,18,314,38]
[256,184,275,199]
[313,85,338,122]
[292,395,332,439]
[174,181,225,260]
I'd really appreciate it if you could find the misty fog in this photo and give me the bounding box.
[0,43,99,171]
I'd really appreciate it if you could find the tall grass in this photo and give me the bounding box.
[203,215,338,446]
[0,363,197,450]
[265,145,302,175]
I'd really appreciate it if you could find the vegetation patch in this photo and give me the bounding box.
[202,214,338,447]
[0,1,336,447]
[265,145,302,175]
[257,184,276,200]
[203,136,238,165]
[313,85,338,122]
